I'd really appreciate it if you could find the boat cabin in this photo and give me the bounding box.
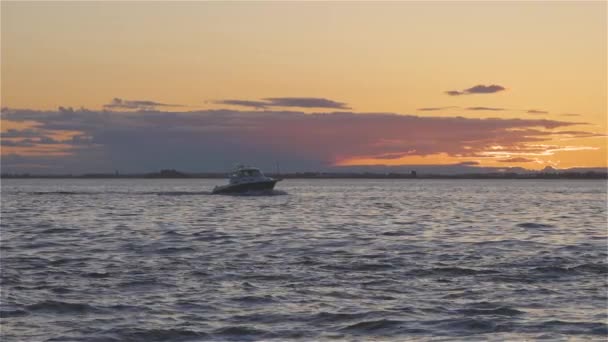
[229,167,266,184]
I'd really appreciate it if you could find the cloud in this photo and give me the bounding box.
[527,109,549,114]
[465,107,505,111]
[2,139,37,147]
[466,84,506,94]
[1,128,43,138]
[445,84,506,96]
[481,144,598,159]
[417,106,458,111]
[561,113,581,117]
[103,98,183,111]
[457,161,480,166]
[499,157,535,163]
[213,99,268,109]
[37,136,62,144]
[551,130,605,138]
[1,106,591,174]
[263,97,350,109]
[214,97,350,110]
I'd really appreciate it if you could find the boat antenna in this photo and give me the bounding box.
[276,161,280,177]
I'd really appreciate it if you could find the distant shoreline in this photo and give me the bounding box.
[2,171,607,180]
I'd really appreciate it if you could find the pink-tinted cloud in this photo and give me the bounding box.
[457,161,480,166]
[0,107,591,173]
[499,157,535,163]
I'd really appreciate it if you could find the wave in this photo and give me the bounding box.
[101,328,208,341]
[50,287,72,294]
[82,272,111,279]
[215,190,288,197]
[430,317,498,334]
[485,263,607,284]
[322,262,396,272]
[212,326,272,338]
[229,295,277,305]
[506,321,608,336]
[516,222,555,229]
[25,190,213,196]
[532,263,608,276]
[312,311,375,323]
[340,319,405,333]
[30,191,92,195]
[157,246,197,254]
[457,306,525,317]
[409,267,500,277]
[572,263,608,274]
[25,300,101,314]
[0,309,28,317]
[39,227,78,234]
[155,191,212,196]
[381,230,416,236]
[227,312,298,325]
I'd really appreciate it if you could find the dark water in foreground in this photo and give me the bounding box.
[1,179,607,341]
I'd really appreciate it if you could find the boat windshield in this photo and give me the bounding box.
[233,169,262,177]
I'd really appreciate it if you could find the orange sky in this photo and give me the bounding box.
[1,1,606,172]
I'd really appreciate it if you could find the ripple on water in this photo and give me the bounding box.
[99,328,209,342]
[230,295,277,305]
[25,301,102,315]
[456,306,525,317]
[516,222,556,229]
[428,317,498,335]
[1,178,606,341]
[339,319,406,334]
[408,267,500,277]
[212,326,272,340]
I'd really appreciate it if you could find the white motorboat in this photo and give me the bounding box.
[212,165,280,194]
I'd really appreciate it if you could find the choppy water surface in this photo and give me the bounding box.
[1,179,607,341]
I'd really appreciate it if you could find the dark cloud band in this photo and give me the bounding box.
[1,107,587,173]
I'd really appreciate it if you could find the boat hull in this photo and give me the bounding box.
[212,180,278,194]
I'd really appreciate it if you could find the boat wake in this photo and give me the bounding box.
[19,191,214,196]
[215,189,288,197]
[155,191,213,196]
[15,190,288,197]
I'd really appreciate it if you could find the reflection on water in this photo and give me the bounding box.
[1,179,607,341]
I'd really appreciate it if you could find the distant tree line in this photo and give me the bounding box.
[2,170,607,179]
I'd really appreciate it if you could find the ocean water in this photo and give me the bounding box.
[1,178,607,341]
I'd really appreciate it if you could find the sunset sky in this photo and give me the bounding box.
[1,1,606,173]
